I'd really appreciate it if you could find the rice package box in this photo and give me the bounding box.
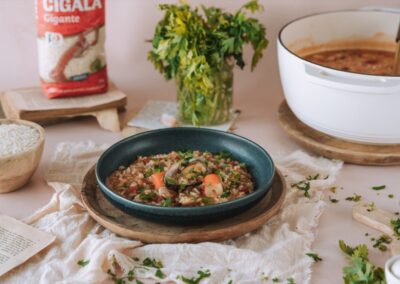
[35,0,108,98]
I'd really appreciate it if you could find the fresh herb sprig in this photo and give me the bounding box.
[286,278,295,284]
[391,218,400,236]
[291,174,320,198]
[142,257,164,269]
[178,269,212,284]
[107,257,165,284]
[329,196,339,203]
[306,252,323,262]
[371,185,386,191]
[291,180,311,197]
[142,257,165,279]
[107,269,137,284]
[345,194,362,202]
[148,0,268,125]
[339,240,385,284]
[371,235,391,252]
[77,259,90,267]
[364,202,375,212]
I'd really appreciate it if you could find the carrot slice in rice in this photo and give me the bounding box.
[203,173,220,185]
[151,172,165,189]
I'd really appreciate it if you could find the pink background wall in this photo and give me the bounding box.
[1,0,399,101]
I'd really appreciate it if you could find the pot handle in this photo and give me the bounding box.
[304,64,400,94]
[359,7,400,13]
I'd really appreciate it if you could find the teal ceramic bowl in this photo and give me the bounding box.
[96,128,275,224]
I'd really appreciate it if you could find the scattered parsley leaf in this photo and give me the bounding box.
[364,202,375,212]
[107,269,116,278]
[329,196,339,203]
[372,235,391,252]
[272,277,280,283]
[142,257,163,269]
[388,194,394,199]
[77,259,90,267]
[307,174,320,180]
[339,240,385,284]
[178,269,211,284]
[287,277,295,284]
[291,174,321,198]
[372,185,386,190]
[291,180,311,198]
[391,218,400,236]
[107,269,127,284]
[127,270,135,281]
[107,257,166,283]
[306,252,323,262]
[227,280,233,284]
[345,194,362,202]
[155,268,165,279]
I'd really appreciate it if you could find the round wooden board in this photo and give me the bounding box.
[81,166,287,244]
[278,100,400,166]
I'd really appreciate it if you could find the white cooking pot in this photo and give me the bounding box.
[278,8,400,144]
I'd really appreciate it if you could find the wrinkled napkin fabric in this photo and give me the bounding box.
[1,141,342,284]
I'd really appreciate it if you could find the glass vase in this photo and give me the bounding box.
[176,62,233,126]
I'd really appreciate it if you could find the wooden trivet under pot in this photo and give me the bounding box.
[81,166,287,244]
[278,101,400,166]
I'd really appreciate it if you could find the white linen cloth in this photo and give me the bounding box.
[1,141,342,284]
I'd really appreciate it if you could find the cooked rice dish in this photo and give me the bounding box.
[106,150,254,207]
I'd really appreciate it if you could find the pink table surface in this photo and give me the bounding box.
[1,1,400,283]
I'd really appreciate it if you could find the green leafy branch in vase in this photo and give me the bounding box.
[148,0,268,125]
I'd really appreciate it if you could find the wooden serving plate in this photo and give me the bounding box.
[81,167,287,244]
[278,100,400,166]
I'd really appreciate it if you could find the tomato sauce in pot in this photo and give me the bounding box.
[304,49,395,76]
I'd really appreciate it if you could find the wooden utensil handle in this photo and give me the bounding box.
[352,202,394,235]
[352,202,400,255]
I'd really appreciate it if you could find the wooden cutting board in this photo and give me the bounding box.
[0,82,127,132]
[81,166,287,244]
[278,100,400,166]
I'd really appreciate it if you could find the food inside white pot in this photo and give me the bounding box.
[278,9,400,144]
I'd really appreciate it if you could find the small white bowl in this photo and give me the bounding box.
[0,119,45,193]
[385,255,400,284]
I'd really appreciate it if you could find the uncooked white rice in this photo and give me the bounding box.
[0,124,40,157]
